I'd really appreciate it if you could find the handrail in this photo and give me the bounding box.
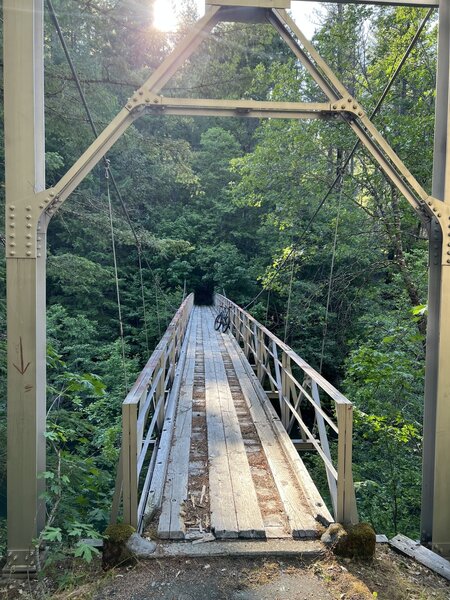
[112,293,194,529]
[215,293,358,525]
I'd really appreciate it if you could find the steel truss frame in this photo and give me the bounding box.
[3,0,449,573]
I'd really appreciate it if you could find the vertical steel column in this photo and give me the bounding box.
[421,0,450,551]
[3,0,47,574]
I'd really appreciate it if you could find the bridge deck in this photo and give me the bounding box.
[150,306,331,542]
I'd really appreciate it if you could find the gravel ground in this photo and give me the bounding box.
[94,557,335,600]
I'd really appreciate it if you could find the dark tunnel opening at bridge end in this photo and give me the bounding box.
[194,283,215,306]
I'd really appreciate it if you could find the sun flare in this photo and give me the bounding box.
[153,0,179,32]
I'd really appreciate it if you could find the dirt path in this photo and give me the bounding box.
[94,557,334,600]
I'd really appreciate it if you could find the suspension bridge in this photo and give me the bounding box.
[3,0,450,576]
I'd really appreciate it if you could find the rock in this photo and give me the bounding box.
[102,523,136,570]
[323,522,376,561]
[126,533,157,557]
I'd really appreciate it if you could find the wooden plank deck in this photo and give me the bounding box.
[153,306,326,542]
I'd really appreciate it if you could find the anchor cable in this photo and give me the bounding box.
[319,170,345,375]
[106,164,129,393]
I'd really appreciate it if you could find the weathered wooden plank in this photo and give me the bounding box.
[204,316,239,539]
[389,534,450,581]
[144,313,195,523]
[158,310,198,539]
[222,334,318,539]
[208,318,265,539]
[227,334,332,528]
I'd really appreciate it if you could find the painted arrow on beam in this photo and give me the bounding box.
[13,337,31,375]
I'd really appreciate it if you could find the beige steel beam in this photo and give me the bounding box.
[293,0,439,6]
[207,0,290,6]
[144,96,335,119]
[426,0,450,557]
[206,0,440,6]
[3,0,47,575]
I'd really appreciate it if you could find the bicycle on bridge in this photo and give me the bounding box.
[214,303,231,333]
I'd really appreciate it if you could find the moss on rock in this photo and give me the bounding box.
[335,523,376,560]
[102,524,136,570]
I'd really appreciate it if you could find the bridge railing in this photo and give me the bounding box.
[111,293,194,529]
[215,293,358,525]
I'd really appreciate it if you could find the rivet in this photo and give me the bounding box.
[353,104,357,109]
[9,234,15,239]
[27,235,32,240]
[341,104,346,109]
[133,97,138,102]
[145,98,151,103]
[127,104,132,109]
[348,98,352,102]
[26,215,32,220]
[10,223,15,229]
[26,206,32,212]
[45,198,50,203]
[26,243,32,248]
[358,111,363,116]
[10,251,15,256]
[37,237,41,242]
[333,104,337,109]
[139,90,143,95]
[27,224,32,229]
[37,253,41,258]
[438,213,442,218]
[433,208,437,212]
[9,214,14,220]
[9,205,15,211]
[26,251,32,256]
[39,204,44,209]
[447,260,450,264]
[10,242,15,247]
[37,245,41,251]
[49,192,55,198]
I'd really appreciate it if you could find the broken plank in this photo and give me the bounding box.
[389,534,450,581]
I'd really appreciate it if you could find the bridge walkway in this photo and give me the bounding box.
[151,306,331,542]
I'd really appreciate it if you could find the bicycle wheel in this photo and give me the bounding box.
[214,313,223,331]
[221,315,230,333]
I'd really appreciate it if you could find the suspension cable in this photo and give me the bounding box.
[46,0,176,318]
[319,170,344,375]
[243,7,434,311]
[265,290,271,326]
[106,164,129,393]
[283,250,295,343]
